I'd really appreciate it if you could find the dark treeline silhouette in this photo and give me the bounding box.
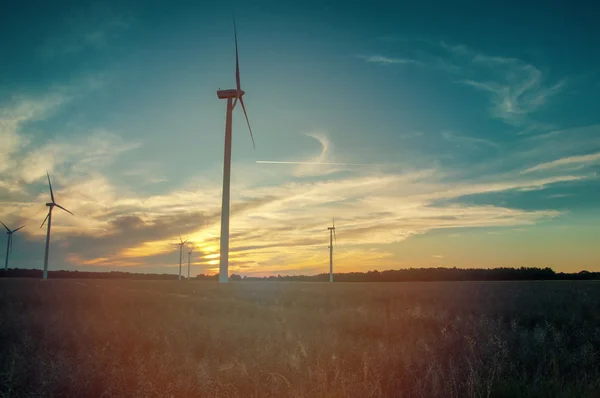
[1,267,599,281]
[0,269,180,280]
[237,267,600,282]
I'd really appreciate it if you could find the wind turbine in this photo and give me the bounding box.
[1,221,24,270]
[174,236,188,281]
[41,172,74,280]
[216,15,255,283]
[187,242,195,280]
[328,218,337,283]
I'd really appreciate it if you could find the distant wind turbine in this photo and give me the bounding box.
[216,14,255,284]
[41,172,74,280]
[187,243,195,280]
[174,236,188,281]
[1,221,24,270]
[328,217,337,283]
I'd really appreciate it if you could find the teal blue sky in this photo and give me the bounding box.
[1,0,599,275]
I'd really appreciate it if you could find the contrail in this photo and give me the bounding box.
[256,160,382,166]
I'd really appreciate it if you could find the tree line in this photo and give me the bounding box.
[1,267,598,281]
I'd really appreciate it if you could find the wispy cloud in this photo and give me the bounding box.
[441,131,501,150]
[0,93,67,181]
[356,55,422,65]
[547,193,574,199]
[521,151,600,174]
[18,130,142,183]
[445,45,567,127]
[121,161,168,185]
[515,124,600,174]
[359,40,567,129]
[460,75,566,126]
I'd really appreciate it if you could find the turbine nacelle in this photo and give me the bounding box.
[217,89,245,99]
[46,203,54,207]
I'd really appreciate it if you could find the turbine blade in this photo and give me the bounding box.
[0,220,9,233]
[183,239,188,244]
[334,228,337,244]
[47,171,55,203]
[9,235,12,254]
[239,97,255,149]
[13,226,25,233]
[55,204,74,216]
[233,13,241,92]
[333,217,335,229]
[232,97,238,110]
[40,212,50,228]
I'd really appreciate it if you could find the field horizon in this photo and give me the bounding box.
[1,266,598,283]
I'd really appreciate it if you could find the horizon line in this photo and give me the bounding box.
[1,265,594,278]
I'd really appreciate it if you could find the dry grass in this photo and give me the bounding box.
[1,279,599,397]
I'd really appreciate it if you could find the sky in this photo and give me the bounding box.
[1,0,599,276]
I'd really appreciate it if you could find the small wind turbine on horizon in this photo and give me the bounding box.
[40,172,74,280]
[1,221,24,270]
[174,236,188,281]
[187,242,195,280]
[328,218,337,283]
[216,14,255,284]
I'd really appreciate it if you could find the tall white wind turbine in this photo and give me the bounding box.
[216,15,255,283]
[174,236,188,281]
[1,221,25,270]
[328,218,337,283]
[40,172,74,280]
[187,243,195,280]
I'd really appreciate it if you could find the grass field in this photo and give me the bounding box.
[1,279,599,397]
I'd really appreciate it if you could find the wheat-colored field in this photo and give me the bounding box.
[1,279,599,397]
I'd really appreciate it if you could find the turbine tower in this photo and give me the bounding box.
[216,15,255,283]
[1,221,24,270]
[328,218,337,283]
[187,243,195,280]
[174,236,188,281]
[41,172,74,280]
